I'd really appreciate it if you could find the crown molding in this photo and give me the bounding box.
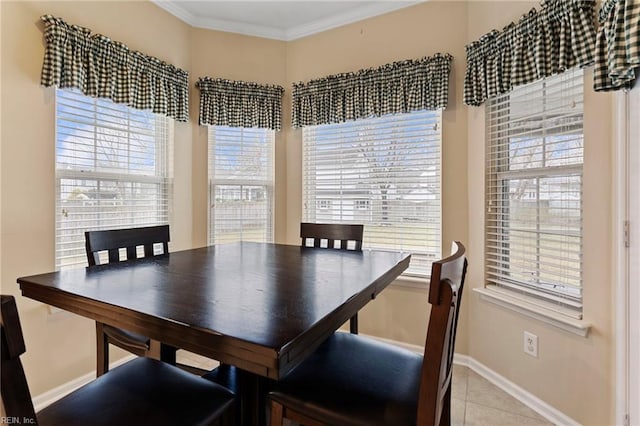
[285,1,421,41]
[152,1,198,27]
[192,15,288,40]
[152,1,423,41]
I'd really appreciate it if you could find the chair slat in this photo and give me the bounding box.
[126,246,137,260]
[143,243,154,257]
[108,248,119,263]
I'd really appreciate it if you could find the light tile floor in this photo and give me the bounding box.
[451,365,553,426]
[177,351,553,426]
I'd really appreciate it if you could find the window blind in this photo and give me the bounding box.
[208,126,274,245]
[55,89,171,269]
[303,110,442,277]
[485,68,584,318]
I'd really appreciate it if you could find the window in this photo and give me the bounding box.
[303,110,442,277]
[55,89,172,269]
[208,126,274,244]
[485,68,584,318]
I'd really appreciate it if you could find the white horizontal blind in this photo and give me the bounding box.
[55,89,171,269]
[303,110,442,277]
[485,68,584,318]
[208,126,274,245]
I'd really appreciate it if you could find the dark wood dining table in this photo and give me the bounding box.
[17,242,411,425]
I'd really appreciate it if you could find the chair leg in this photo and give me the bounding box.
[96,322,109,377]
[440,386,452,426]
[349,313,358,334]
[219,404,236,426]
[269,400,284,426]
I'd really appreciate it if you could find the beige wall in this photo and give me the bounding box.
[0,1,615,423]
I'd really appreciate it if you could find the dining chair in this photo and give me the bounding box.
[267,241,467,426]
[300,222,364,333]
[0,295,236,426]
[84,225,177,376]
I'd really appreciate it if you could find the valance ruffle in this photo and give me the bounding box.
[464,0,596,106]
[40,15,189,122]
[196,78,284,131]
[291,53,452,128]
[594,0,640,91]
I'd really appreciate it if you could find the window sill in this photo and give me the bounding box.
[392,275,429,290]
[473,287,591,337]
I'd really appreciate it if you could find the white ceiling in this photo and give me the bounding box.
[151,1,421,41]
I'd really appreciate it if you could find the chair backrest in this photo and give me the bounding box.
[85,225,170,266]
[417,241,468,426]
[1,295,37,422]
[300,223,363,251]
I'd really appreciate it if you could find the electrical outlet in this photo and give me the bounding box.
[524,331,538,358]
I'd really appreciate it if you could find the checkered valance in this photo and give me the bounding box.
[197,78,284,131]
[291,53,452,128]
[464,0,596,106]
[594,0,640,91]
[40,15,190,122]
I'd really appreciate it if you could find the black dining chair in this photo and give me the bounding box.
[85,225,178,376]
[267,241,468,426]
[0,295,235,426]
[300,222,364,334]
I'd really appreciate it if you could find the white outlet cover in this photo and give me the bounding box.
[524,331,538,358]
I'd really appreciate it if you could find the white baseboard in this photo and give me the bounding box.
[32,338,578,426]
[32,355,135,411]
[454,354,580,426]
[360,333,578,426]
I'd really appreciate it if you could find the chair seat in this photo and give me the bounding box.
[102,324,151,351]
[268,332,422,426]
[38,358,235,426]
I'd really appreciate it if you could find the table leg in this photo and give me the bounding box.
[237,369,270,426]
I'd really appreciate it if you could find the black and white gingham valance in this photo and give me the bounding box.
[40,15,190,122]
[291,53,453,128]
[196,78,284,131]
[594,0,640,91]
[464,0,596,106]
